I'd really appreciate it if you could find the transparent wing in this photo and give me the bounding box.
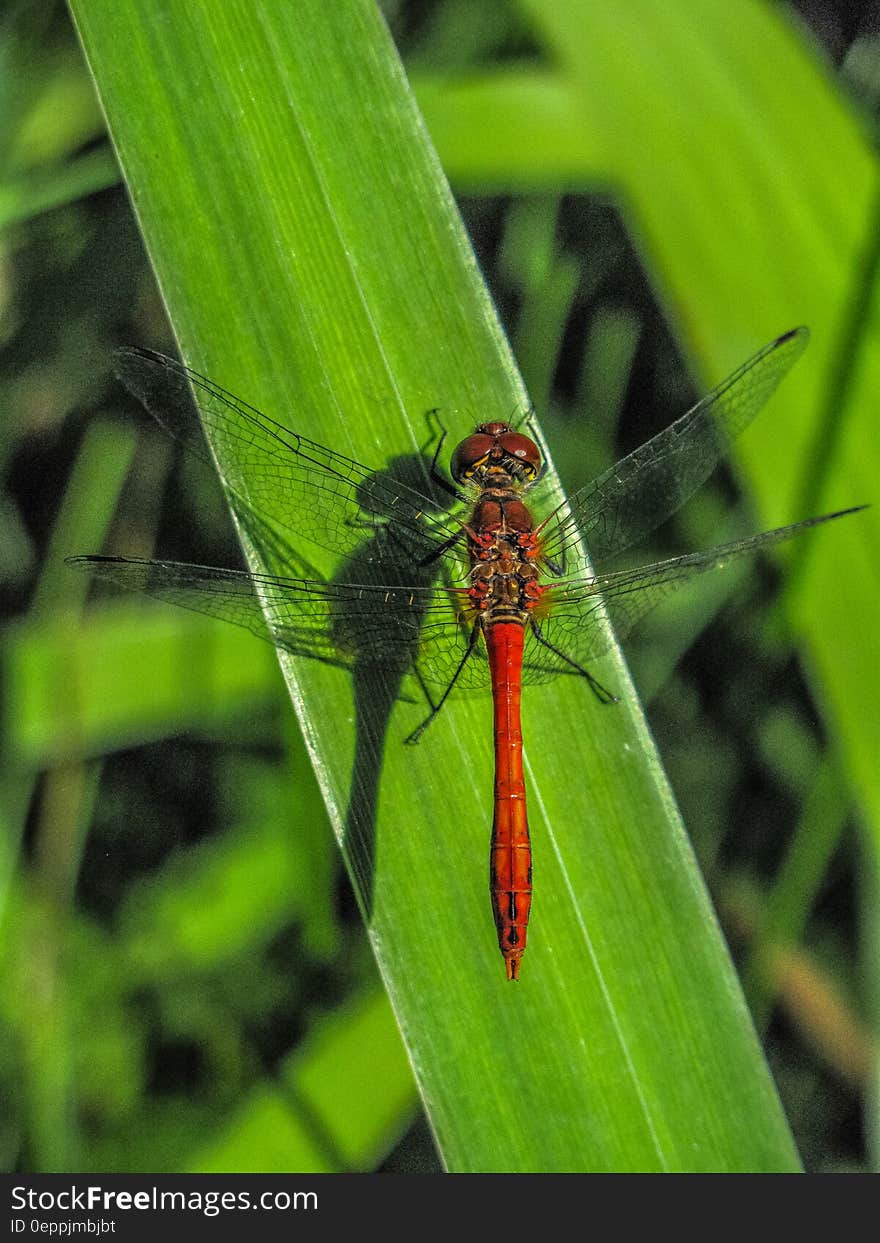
[67,554,489,689]
[540,327,810,573]
[115,348,465,566]
[68,553,599,693]
[74,332,859,713]
[67,506,863,698]
[534,506,864,673]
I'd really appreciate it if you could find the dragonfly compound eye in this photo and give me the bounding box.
[498,431,542,477]
[450,432,495,482]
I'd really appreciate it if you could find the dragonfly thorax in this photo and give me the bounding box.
[471,494,536,537]
[468,526,543,623]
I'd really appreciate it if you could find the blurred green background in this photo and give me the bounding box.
[1,0,878,1172]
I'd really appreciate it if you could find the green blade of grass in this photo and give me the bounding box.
[68,0,799,1170]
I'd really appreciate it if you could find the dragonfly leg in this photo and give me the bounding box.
[521,401,536,428]
[417,528,466,568]
[424,411,467,504]
[529,618,618,704]
[404,621,481,745]
[520,409,549,485]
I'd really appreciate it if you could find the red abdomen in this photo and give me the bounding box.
[485,621,532,980]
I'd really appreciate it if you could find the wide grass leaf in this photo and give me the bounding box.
[68,0,799,1170]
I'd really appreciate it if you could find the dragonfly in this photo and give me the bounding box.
[69,327,863,980]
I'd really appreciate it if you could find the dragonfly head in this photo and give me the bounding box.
[450,423,542,487]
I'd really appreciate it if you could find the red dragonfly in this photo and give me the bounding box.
[69,327,862,980]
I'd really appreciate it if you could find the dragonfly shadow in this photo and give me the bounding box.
[235,451,460,924]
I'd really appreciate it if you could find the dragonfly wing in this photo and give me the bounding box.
[534,506,864,672]
[540,327,809,574]
[67,554,487,686]
[115,348,465,568]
